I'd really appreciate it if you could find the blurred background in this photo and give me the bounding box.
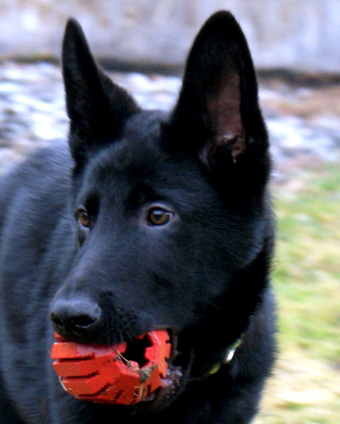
[0,1,339,423]
[1,0,340,72]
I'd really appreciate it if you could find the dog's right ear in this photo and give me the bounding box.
[62,19,139,165]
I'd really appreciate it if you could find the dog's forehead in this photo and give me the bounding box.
[104,110,168,175]
[83,110,209,206]
[123,110,167,142]
[87,111,180,189]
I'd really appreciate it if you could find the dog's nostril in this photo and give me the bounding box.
[70,313,98,328]
[50,313,96,328]
[50,314,64,327]
[50,299,101,335]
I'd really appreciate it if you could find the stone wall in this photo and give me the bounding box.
[0,0,339,72]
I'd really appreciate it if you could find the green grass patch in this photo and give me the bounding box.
[257,164,340,423]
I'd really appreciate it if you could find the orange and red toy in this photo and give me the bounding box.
[51,330,171,405]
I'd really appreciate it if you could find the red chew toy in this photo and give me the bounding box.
[51,330,171,405]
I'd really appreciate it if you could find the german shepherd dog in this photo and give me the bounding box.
[0,11,276,424]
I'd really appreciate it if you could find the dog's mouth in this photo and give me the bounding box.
[136,330,192,411]
[51,329,192,411]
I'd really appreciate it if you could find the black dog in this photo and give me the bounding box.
[0,11,276,424]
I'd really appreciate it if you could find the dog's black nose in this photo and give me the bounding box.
[50,299,101,339]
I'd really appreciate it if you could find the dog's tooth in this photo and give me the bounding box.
[161,378,173,388]
[141,392,156,402]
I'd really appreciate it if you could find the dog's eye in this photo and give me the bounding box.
[147,207,173,226]
[76,208,90,229]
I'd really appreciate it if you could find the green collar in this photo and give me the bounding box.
[191,337,243,381]
[209,337,242,375]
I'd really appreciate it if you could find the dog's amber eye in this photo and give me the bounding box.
[77,208,90,228]
[147,208,173,226]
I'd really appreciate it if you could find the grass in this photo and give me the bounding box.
[255,163,340,423]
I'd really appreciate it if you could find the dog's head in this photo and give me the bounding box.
[50,11,271,410]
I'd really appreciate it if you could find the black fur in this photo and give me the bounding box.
[0,11,276,424]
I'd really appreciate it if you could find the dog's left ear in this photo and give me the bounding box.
[169,11,268,170]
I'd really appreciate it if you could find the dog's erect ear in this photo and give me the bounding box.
[62,19,139,164]
[170,11,268,169]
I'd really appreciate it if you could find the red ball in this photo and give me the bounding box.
[51,330,171,405]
